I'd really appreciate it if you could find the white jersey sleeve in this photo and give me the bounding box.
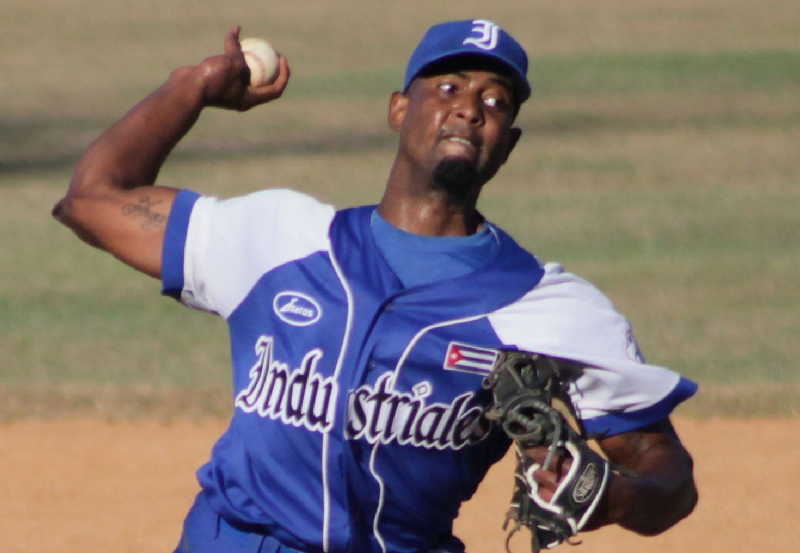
[488,262,694,435]
[162,188,335,318]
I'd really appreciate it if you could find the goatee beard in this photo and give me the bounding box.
[432,157,479,204]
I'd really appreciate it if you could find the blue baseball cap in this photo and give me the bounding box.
[404,19,531,103]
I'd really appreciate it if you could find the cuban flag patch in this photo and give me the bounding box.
[443,342,498,376]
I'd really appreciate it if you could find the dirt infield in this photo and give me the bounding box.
[1,417,794,553]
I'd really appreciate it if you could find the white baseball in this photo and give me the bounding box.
[240,37,279,86]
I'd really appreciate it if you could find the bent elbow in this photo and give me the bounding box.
[661,462,699,533]
[636,479,699,536]
[669,478,699,529]
[52,193,88,229]
[51,193,104,248]
[52,195,73,225]
[52,193,79,228]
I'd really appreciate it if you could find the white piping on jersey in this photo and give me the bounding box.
[323,246,356,553]
[369,434,389,553]
[369,312,493,553]
[486,223,501,244]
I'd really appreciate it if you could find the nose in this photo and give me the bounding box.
[454,94,484,126]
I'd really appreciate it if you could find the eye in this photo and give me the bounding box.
[483,94,512,112]
[438,82,457,95]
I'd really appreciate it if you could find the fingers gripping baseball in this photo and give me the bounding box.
[200,26,290,111]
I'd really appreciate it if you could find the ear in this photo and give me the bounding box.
[388,91,409,132]
[501,127,522,164]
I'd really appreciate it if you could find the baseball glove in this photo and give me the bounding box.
[482,350,610,552]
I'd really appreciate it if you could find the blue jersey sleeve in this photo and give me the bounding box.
[162,189,201,299]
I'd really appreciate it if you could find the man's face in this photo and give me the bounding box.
[389,66,521,192]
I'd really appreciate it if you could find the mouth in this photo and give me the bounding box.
[446,136,474,148]
[440,132,480,154]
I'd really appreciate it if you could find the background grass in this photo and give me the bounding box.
[1,0,798,419]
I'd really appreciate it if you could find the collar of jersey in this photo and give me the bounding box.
[329,205,545,318]
[369,208,496,252]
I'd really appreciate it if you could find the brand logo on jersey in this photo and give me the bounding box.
[463,19,500,51]
[346,372,491,450]
[273,291,322,326]
[443,342,498,376]
[235,336,336,432]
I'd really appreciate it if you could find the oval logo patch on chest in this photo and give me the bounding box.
[273,291,323,326]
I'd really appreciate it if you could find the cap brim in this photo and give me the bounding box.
[406,50,531,103]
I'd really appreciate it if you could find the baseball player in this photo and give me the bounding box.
[53,19,697,553]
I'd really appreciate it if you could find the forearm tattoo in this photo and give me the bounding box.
[121,195,168,230]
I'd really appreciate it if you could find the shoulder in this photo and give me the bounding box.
[536,261,617,308]
[169,189,339,317]
[189,188,336,240]
[487,261,636,361]
[494,260,619,317]
[199,188,334,218]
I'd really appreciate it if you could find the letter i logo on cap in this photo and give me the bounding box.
[463,19,500,50]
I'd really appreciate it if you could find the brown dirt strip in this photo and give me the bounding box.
[1,417,795,553]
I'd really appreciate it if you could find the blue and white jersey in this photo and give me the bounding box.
[161,188,697,553]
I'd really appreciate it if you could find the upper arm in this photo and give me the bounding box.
[53,186,178,279]
[597,418,694,478]
[593,418,698,533]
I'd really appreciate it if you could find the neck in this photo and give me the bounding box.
[379,158,484,236]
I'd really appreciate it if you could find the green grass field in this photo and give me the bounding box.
[1,0,798,419]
